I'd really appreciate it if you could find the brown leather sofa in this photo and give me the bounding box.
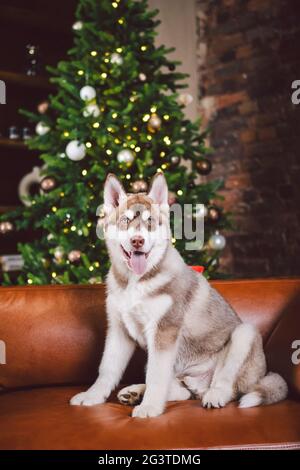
[0,278,299,450]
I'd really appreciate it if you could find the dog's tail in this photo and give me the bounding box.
[239,372,288,408]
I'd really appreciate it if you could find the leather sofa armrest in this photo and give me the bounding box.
[0,285,106,389]
[265,290,300,397]
[0,284,145,390]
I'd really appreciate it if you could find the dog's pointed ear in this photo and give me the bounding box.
[104,174,127,213]
[148,172,168,206]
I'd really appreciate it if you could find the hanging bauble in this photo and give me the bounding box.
[54,246,64,263]
[170,155,180,167]
[83,103,100,118]
[64,214,72,226]
[168,192,176,205]
[187,179,195,189]
[110,52,123,65]
[196,158,212,175]
[194,204,208,219]
[117,149,135,164]
[209,231,226,250]
[147,114,162,133]
[37,100,49,114]
[72,21,83,31]
[207,206,221,223]
[168,63,176,71]
[79,85,96,101]
[132,180,148,193]
[35,121,50,136]
[40,176,56,193]
[178,93,193,106]
[0,221,14,235]
[139,73,147,82]
[42,258,50,269]
[66,140,86,161]
[68,250,82,264]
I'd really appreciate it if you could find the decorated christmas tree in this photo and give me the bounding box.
[1,0,230,285]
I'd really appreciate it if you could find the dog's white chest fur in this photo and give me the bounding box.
[112,277,172,349]
[119,282,147,347]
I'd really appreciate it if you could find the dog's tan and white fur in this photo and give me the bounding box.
[70,173,288,417]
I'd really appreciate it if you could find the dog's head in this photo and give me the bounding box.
[101,172,171,276]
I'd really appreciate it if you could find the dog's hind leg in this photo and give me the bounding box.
[118,384,146,406]
[202,323,258,408]
[168,378,192,401]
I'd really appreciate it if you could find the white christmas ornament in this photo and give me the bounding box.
[83,104,100,117]
[194,204,208,219]
[110,53,123,65]
[35,121,50,136]
[139,73,147,82]
[80,85,96,101]
[54,246,64,262]
[209,231,226,250]
[117,149,135,164]
[72,21,83,31]
[66,140,86,161]
[178,93,194,106]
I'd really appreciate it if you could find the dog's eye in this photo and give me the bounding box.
[120,215,130,225]
[147,216,154,228]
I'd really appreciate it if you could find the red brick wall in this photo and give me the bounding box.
[196,0,300,278]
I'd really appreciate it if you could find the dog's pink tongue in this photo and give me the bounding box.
[130,252,147,275]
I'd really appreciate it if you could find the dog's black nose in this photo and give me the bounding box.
[131,235,145,250]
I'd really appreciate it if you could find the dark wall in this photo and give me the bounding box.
[196,0,300,278]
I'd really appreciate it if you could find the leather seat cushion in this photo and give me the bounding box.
[0,386,299,450]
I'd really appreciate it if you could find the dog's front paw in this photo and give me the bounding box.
[132,403,163,418]
[70,390,106,407]
[202,386,232,409]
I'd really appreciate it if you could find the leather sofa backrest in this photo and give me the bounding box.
[0,279,299,394]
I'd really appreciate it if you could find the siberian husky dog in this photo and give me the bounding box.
[70,173,288,418]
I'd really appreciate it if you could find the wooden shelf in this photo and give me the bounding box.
[0,5,73,36]
[0,205,20,214]
[0,138,30,150]
[0,70,53,91]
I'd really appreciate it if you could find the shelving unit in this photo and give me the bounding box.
[0,206,20,214]
[0,70,53,91]
[0,0,75,263]
[0,5,72,35]
[0,138,28,150]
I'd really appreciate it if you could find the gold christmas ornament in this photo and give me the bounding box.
[147,113,162,133]
[68,250,82,264]
[37,100,49,114]
[207,206,221,222]
[168,192,177,206]
[196,158,212,175]
[132,179,148,193]
[40,176,56,193]
[0,221,14,235]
